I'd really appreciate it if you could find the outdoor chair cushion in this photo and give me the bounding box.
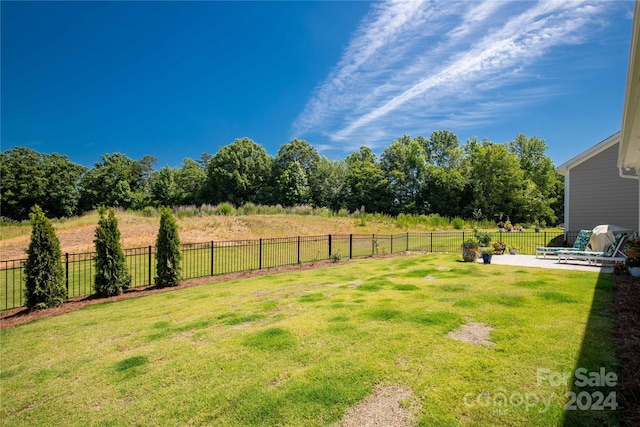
[536,229,593,258]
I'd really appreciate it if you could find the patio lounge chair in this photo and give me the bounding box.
[557,233,628,266]
[536,229,593,259]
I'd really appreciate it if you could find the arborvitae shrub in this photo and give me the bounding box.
[155,207,181,287]
[94,207,131,296]
[24,205,67,308]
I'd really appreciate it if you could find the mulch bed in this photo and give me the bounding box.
[611,275,640,427]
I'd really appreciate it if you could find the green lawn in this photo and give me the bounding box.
[1,231,564,311]
[0,254,617,426]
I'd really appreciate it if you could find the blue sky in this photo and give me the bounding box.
[1,1,635,168]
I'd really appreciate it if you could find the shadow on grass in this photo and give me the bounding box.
[562,272,619,427]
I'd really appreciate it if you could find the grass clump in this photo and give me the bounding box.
[215,202,236,216]
[361,308,403,321]
[243,327,296,351]
[538,291,577,303]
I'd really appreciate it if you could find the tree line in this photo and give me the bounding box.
[0,131,564,225]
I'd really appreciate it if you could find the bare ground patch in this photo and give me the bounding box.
[334,385,418,427]
[447,321,496,347]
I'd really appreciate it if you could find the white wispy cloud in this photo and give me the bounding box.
[292,0,617,152]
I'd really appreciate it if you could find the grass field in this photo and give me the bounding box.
[0,209,563,260]
[1,231,564,311]
[0,254,617,426]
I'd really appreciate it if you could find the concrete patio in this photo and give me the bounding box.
[477,254,615,273]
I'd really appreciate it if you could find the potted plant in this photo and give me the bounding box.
[461,238,479,262]
[492,241,506,255]
[626,257,640,277]
[612,261,627,276]
[508,245,518,255]
[504,219,513,232]
[473,228,491,250]
[481,248,493,264]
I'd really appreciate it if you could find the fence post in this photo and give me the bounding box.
[297,236,301,264]
[406,232,409,252]
[328,234,332,258]
[372,234,375,255]
[211,240,215,276]
[148,246,152,286]
[543,231,547,246]
[259,238,263,270]
[391,234,394,254]
[65,253,69,295]
[430,233,433,253]
[349,234,353,259]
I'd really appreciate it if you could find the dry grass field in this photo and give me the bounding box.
[0,211,423,260]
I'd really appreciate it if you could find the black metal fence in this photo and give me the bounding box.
[1,230,569,311]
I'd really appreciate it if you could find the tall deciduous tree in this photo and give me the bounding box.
[309,157,347,211]
[420,131,469,217]
[204,138,273,205]
[508,134,559,223]
[155,207,181,287]
[276,161,311,206]
[381,135,428,214]
[175,158,207,205]
[94,208,131,296]
[274,139,318,206]
[1,148,86,220]
[425,130,464,168]
[151,166,180,207]
[78,153,156,211]
[344,147,390,213]
[274,139,320,177]
[466,138,528,221]
[24,205,67,308]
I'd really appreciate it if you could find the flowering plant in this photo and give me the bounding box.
[461,238,479,249]
[613,261,627,275]
[492,241,506,254]
[625,237,640,259]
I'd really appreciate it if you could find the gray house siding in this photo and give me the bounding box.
[567,142,638,231]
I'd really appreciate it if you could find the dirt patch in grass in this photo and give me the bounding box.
[447,321,496,347]
[334,385,417,427]
[610,275,640,427]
